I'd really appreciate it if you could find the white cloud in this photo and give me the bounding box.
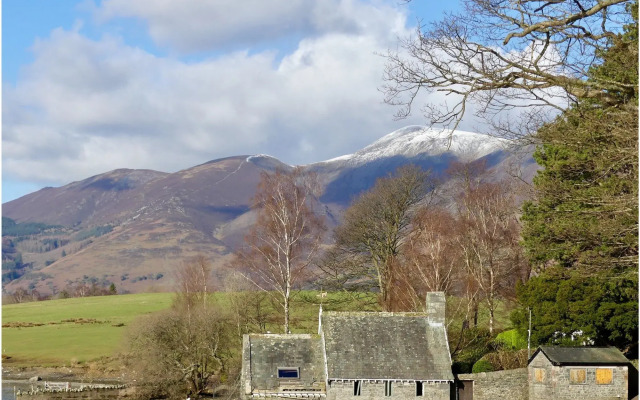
[5,0,567,202]
[3,2,428,190]
[95,0,407,53]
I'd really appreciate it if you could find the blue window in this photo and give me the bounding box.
[277,367,300,379]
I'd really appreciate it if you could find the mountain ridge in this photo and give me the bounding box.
[2,126,534,295]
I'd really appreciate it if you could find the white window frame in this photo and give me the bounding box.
[353,380,362,396]
[384,381,392,397]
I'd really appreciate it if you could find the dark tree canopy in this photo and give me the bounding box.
[521,4,637,273]
[521,103,638,271]
[516,3,637,355]
[512,268,638,355]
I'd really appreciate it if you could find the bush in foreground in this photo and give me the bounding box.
[126,302,239,399]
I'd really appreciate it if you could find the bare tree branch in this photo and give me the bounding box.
[383,0,634,137]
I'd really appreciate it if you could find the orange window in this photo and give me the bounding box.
[596,368,613,385]
[570,369,586,384]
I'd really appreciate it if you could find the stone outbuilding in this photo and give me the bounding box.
[528,345,631,400]
[241,292,454,399]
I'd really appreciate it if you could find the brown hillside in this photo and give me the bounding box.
[2,128,535,296]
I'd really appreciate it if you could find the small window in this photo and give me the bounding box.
[416,381,423,396]
[596,368,613,385]
[570,368,586,384]
[277,367,300,379]
[353,380,362,396]
[534,368,546,383]
[384,381,392,397]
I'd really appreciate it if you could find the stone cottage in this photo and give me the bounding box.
[528,345,631,400]
[241,292,454,399]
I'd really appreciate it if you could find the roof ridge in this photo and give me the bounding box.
[540,345,617,349]
[248,333,317,339]
[323,311,427,316]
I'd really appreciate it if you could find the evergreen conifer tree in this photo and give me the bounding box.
[516,3,638,356]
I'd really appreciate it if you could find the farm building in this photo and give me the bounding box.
[528,345,631,400]
[240,292,454,399]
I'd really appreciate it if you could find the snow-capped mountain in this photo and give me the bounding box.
[2,126,534,295]
[309,126,517,204]
[321,126,507,168]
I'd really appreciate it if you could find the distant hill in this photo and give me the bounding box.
[2,126,536,295]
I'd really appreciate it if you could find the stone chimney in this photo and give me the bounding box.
[426,292,446,325]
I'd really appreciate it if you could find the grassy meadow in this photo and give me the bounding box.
[2,293,174,366]
[1,291,367,367]
[2,290,516,368]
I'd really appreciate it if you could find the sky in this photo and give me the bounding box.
[2,0,463,203]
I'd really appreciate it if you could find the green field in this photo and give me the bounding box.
[2,291,514,368]
[1,291,370,366]
[2,293,174,365]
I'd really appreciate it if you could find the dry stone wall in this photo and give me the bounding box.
[457,368,528,400]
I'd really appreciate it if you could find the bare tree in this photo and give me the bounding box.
[320,165,434,310]
[233,168,325,334]
[74,283,88,298]
[455,180,524,334]
[223,271,271,337]
[400,207,460,311]
[175,255,212,313]
[11,287,29,303]
[383,0,634,136]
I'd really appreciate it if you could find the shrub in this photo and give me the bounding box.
[472,359,495,373]
[450,326,494,373]
[126,304,238,397]
[483,349,529,370]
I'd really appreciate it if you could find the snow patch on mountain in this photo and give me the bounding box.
[322,126,507,167]
[246,154,293,171]
[246,154,279,163]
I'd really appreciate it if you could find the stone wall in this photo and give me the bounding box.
[527,350,553,399]
[16,390,125,400]
[555,366,628,400]
[528,350,629,400]
[457,368,528,400]
[326,380,450,400]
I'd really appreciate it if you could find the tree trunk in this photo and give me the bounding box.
[489,306,494,335]
[284,295,290,334]
[473,306,479,328]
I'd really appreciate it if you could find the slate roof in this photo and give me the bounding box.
[321,312,453,381]
[247,334,325,391]
[530,346,630,366]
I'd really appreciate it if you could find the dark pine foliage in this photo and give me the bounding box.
[517,3,638,356]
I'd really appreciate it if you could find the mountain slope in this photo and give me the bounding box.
[2,127,534,295]
[310,126,516,204]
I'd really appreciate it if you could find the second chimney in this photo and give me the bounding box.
[426,292,446,325]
